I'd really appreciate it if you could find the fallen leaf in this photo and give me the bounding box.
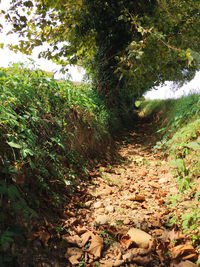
[123,251,134,261]
[87,233,103,259]
[135,195,145,202]
[65,247,83,265]
[13,170,25,184]
[158,199,165,206]
[150,229,163,236]
[120,234,133,249]
[106,253,115,259]
[171,244,198,261]
[80,231,93,247]
[155,241,169,264]
[150,182,161,188]
[36,230,51,247]
[170,260,198,267]
[71,219,82,226]
[162,229,185,243]
[62,235,82,247]
[64,210,76,217]
[73,225,87,235]
[99,260,115,267]
[182,253,198,261]
[132,255,152,265]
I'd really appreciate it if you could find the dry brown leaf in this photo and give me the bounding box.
[64,210,76,217]
[65,247,83,265]
[71,219,82,226]
[99,260,114,267]
[135,195,145,202]
[156,241,170,264]
[73,225,87,235]
[158,199,165,206]
[87,233,103,259]
[120,234,133,249]
[132,255,152,265]
[182,253,198,261]
[106,253,115,259]
[62,234,82,247]
[101,187,113,196]
[80,231,93,247]
[37,230,50,247]
[102,225,118,236]
[13,170,25,184]
[162,229,186,243]
[150,182,161,188]
[171,244,198,260]
[150,229,164,236]
[170,260,198,267]
[170,261,197,267]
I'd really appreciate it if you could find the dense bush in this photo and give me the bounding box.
[0,63,111,264]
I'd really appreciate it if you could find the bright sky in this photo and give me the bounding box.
[0,0,85,81]
[145,71,200,100]
[0,0,199,97]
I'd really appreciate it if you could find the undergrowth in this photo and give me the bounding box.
[139,94,200,243]
[0,63,111,265]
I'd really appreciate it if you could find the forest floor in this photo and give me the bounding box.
[16,119,198,267]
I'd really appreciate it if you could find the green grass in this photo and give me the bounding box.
[140,94,200,128]
[139,94,200,243]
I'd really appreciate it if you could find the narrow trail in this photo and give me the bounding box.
[22,120,198,267]
[87,120,177,229]
[61,120,183,267]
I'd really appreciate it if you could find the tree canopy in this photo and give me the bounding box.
[1,0,200,117]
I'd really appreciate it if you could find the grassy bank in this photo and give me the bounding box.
[139,94,200,243]
[0,63,113,265]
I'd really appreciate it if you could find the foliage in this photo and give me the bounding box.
[0,62,110,263]
[139,94,200,242]
[1,0,200,120]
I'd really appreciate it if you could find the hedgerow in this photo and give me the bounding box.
[0,63,111,264]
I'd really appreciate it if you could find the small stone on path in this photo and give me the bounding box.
[159,177,169,183]
[85,200,93,207]
[94,201,104,209]
[105,205,115,213]
[123,218,130,225]
[101,187,113,196]
[127,228,153,249]
[95,215,109,225]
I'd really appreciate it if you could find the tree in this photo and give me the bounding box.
[2,0,200,120]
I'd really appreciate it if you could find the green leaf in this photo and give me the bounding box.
[186,141,200,150]
[0,181,7,195]
[7,185,20,200]
[0,230,15,245]
[50,137,66,151]
[7,141,21,148]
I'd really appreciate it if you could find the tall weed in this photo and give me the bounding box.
[0,63,111,263]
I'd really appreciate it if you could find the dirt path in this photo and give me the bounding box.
[87,121,177,229]
[20,121,198,267]
[78,121,179,266]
